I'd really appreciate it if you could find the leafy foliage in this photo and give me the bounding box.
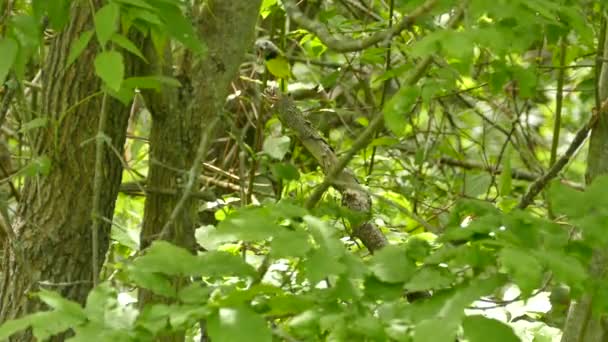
[0,0,606,341]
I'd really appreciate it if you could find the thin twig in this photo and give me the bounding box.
[550,38,567,166]
[158,117,220,239]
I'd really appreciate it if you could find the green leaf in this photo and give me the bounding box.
[128,269,176,297]
[464,173,492,198]
[211,207,283,242]
[0,311,78,341]
[47,0,70,30]
[67,30,94,67]
[18,117,48,133]
[136,237,257,280]
[383,87,419,136]
[132,240,198,276]
[84,283,116,323]
[94,51,124,92]
[369,245,416,283]
[499,145,512,196]
[271,162,300,180]
[265,56,291,79]
[37,290,86,321]
[157,4,205,55]
[270,229,311,258]
[263,135,291,160]
[462,315,520,342]
[197,251,257,278]
[113,0,154,10]
[111,33,147,62]
[413,318,459,342]
[21,155,52,176]
[121,76,181,91]
[302,248,346,284]
[94,3,120,47]
[406,267,455,292]
[208,306,272,342]
[0,38,18,83]
[499,248,543,296]
[536,250,587,290]
[260,0,279,18]
[0,313,47,340]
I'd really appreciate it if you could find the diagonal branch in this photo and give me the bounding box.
[282,0,438,53]
[273,95,387,252]
[517,110,599,210]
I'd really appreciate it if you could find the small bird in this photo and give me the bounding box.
[255,38,292,91]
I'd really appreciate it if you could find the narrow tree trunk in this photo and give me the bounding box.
[0,2,140,340]
[561,18,608,342]
[138,1,262,340]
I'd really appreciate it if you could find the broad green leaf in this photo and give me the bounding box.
[414,318,459,342]
[121,76,181,91]
[0,38,18,83]
[37,289,86,321]
[499,248,542,296]
[369,245,416,283]
[270,229,311,258]
[383,87,419,136]
[499,145,512,196]
[260,0,279,18]
[0,311,79,341]
[129,270,175,298]
[136,304,171,334]
[0,312,50,340]
[94,3,120,47]
[85,283,116,323]
[304,216,344,256]
[94,51,124,92]
[111,33,147,62]
[464,173,492,198]
[549,180,586,218]
[21,155,52,176]
[271,162,300,180]
[157,4,205,55]
[302,248,346,284]
[197,250,257,278]
[113,0,155,10]
[211,207,283,242]
[462,315,520,342]
[263,135,291,160]
[536,250,587,290]
[132,240,198,276]
[67,30,94,67]
[266,294,315,316]
[47,0,70,30]
[208,306,272,342]
[18,117,48,133]
[406,267,455,292]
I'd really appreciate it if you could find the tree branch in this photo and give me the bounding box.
[517,109,599,210]
[282,0,438,53]
[273,94,387,252]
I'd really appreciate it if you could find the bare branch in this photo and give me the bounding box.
[282,0,438,53]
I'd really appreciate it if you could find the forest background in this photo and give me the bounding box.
[0,0,606,341]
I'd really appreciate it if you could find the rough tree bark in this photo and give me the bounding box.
[0,2,141,340]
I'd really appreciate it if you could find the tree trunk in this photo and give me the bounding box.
[561,18,608,342]
[0,2,140,340]
[137,1,262,340]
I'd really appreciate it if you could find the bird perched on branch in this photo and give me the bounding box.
[255,38,292,91]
